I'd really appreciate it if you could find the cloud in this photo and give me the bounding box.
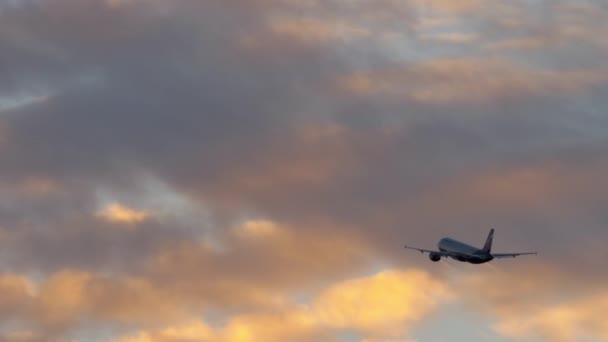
[145,219,374,307]
[96,203,151,225]
[0,218,371,336]
[312,270,451,336]
[493,294,608,342]
[421,32,479,44]
[117,321,215,342]
[18,177,62,197]
[458,266,608,342]
[0,274,34,319]
[0,270,191,337]
[0,0,608,340]
[233,219,280,238]
[117,269,450,342]
[0,331,46,342]
[336,57,608,104]
[267,17,370,44]
[0,268,449,341]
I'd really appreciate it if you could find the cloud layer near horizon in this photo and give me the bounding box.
[1,0,607,341]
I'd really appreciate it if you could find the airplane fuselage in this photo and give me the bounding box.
[438,238,494,264]
[404,228,536,263]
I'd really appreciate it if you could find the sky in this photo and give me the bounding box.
[0,0,607,341]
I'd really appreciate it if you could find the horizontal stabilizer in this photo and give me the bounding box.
[492,252,537,258]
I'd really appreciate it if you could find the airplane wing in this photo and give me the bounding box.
[403,245,456,257]
[492,252,537,258]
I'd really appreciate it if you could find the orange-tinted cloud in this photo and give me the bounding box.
[0,270,191,337]
[1,331,44,342]
[312,270,451,336]
[19,177,62,197]
[417,158,608,218]
[336,58,608,104]
[0,274,34,318]
[96,203,151,225]
[458,266,608,342]
[117,321,215,342]
[413,0,482,13]
[117,269,450,342]
[268,17,370,44]
[147,219,373,307]
[493,294,608,342]
[1,0,608,341]
[0,175,63,200]
[0,218,371,337]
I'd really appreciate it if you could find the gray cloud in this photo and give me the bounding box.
[1,0,608,339]
[0,0,606,273]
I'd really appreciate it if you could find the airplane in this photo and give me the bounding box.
[404,228,537,264]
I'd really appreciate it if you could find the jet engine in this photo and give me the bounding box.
[429,252,441,262]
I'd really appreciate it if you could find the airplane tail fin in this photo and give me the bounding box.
[482,228,494,253]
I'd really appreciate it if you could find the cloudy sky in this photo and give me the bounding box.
[1,0,608,341]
